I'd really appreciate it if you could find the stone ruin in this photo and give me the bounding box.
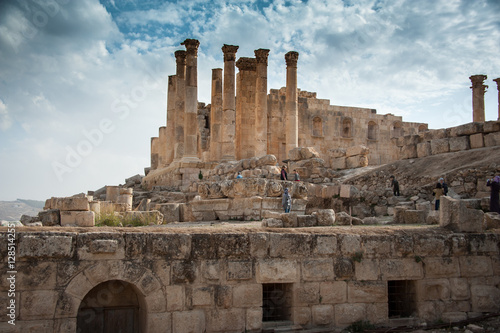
[2,40,500,332]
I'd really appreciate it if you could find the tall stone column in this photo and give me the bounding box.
[181,39,200,162]
[165,75,176,165]
[255,49,270,157]
[158,126,167,167]
[150,137,159,170]
[174,50,186,161]
[210,68,223,161]
[235,57,257,159]
[285,51,299,158]
[470,74,488,123]
[494,78,500,121]
[221,44,239,161]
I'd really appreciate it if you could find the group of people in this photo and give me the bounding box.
[280,165,300,181]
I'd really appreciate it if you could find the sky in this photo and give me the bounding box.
[0,0,499,201]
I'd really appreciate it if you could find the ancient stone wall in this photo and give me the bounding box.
[1,228,498,332]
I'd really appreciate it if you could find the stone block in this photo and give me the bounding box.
[153,203,180,223]
[403,210,425,224]
[346,145,368,157]
[227,261,252,281]
[38,209,60,226]
[430,138,450,155]
[415,279,450,301]
[256,259,299,283]
[483,120,500,133]
[471,285,500,312]
[449,122,483,137]
[294,283,320,305]
[293,307,311,326]
[459,256,493,277]
[329,148,346,158]
[147,313,172,333]
[246,308,263,331]
[449,136,470,152]
[262,198,282,210]
[313,209,335,226]
[348,281,386,303]
[191,286,213,306]
[484,132,500,147]
[20,290,58,320]
[440,196,484,233]
[152,234,191,260]
[18,234,74,259]
[281,212,297,228]
[424,257,460,278]
[206,309,245,332]
[89,239,118,254]
[339,234,361,255]
[269,233,311,257]
[232,284,262,307]
[469,133,484,149]
[380,258,423,280]
[262,218,283,228]
[313,235,337,255]
[400,144,417,159]
[334,303,366,326]
[172,310,205,333]
[201,261,221,281]
[297,214,316,227]
[166,286,184,311]
[60,211,95,227]
[319,281,347,304]
[346,155,368,168]
[484,212,500,230]
[417,142,431,158]
[312,305,334,325]
[450,278,470,300]
[302,259,334,281]
[354,260,380,281]
[330,157,346,169]
[121,210,163,225]
[340,185,357,198]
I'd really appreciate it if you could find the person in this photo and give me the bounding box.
[486,176,500,213]
[433,183,444,210]
[293,169,300,181]
[282,188,292,213]
[439,177,448,196]
[236,172,242,179]
[280,165,288,180]
[390,175,400,196]
[198,170,203,180]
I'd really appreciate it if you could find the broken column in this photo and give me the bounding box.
[174,50,186,161]
[255,48,270,157]
[470,74,488,122]
[221,44,239,161]
[151,137,159,170]
[165,75,176,165]
[210,68,223,161]
[236,57,257,159]
[494,78,500,121]
[158,126,167,167]
[285,51,299,158]
[181,39,200,161]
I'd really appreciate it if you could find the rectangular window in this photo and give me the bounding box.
[388,280,416,318]
[262,283,292,322]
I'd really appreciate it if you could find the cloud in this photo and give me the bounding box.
[0,99,11,131]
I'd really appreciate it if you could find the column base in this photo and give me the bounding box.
[181,155,200,163]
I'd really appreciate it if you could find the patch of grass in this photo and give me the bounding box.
[351,251,363,263]
[414,255,423,263]
[96,213,156,227]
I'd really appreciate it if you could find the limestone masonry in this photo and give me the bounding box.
[1,39,500,332]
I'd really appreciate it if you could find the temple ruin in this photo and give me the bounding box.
[1,39,500,333]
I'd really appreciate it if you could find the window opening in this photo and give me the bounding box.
[388,280,416,318]
[262,283,292,322]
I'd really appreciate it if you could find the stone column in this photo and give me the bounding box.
[235,57,257,159]
[470,74,488,123]
[210,68,223,161]
[285,51,299,158]
[255,49,270,157]
[158,126,167,167]
[151,137,159,170]
[221,44,239,161]
[494,78,500,121]
[165,75,176,165]
[181,39,200,162]
[174,50,186,161]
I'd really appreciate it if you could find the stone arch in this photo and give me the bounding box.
[367,121,378,140]
[342,118,353,138]
[55,261,166,332]
[418,124,427,132]
[392,121,403,138]
[312,116,323,137]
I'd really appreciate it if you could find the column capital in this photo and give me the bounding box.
[236,57,256,71]
[222,44,239,62]
[285,51,299,67]
[254,49,270,64]
[493,78,500,91]
[175,50,187,64]
[469,74,488,89]
[181,39,200,56]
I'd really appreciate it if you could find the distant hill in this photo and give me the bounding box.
[0,199,44,222]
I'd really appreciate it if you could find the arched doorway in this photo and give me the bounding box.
[77,280,143,333]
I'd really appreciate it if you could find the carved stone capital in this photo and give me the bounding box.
[469,74,488,89]
[254,49,270,64]
[222,44,239,62]
[174,50,187,65]
[236,57,256,71]
[494,78,500,91]
[285,51,299,67]
[181,39,200,56]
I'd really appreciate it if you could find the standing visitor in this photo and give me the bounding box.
[390,175,400,196]
[433,183,444,211]
[439,177,448,196]
[282,188,291,213]
[293,169,300,181]
[280,165,288,180]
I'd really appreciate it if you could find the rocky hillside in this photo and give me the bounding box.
[0,199,44,222]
